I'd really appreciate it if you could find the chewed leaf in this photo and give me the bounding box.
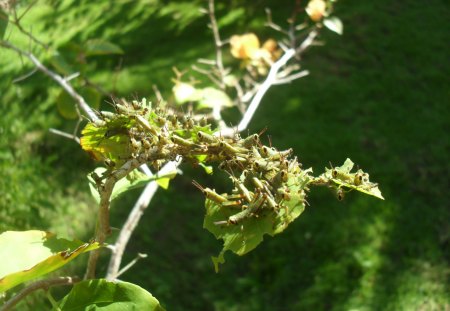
[203,172,308,271]
[57,279,165,311]
[80,117,134,165]
[321,158,384,200]
[203,198,274,258]
[339,158,354,174]
[0,231,100,293]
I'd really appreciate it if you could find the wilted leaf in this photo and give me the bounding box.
[84,39,124,56]
[324,16,343,35]
[0,231,100,293]
[57,279,165,311]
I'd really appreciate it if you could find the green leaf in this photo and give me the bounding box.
[84,39,124,56]
[199,162,213,175]
[203,170,309,271]
[50,52,76,76]
[0,231,100,293]
[217,8,245,28]
[0,9,8,40]
[323,16,343,35]
[197,87,233,110]
[56,86,101,120]
[172,82,200,105]
[322,158,384,200]
[57,279,165,311]
[80,116,135,165]
[88,167,177,204]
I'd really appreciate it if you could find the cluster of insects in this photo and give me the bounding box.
[81,99,382,233]
[318,160,383,201]
[81,99,313,229]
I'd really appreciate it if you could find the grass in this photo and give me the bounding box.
[1,0,449,310]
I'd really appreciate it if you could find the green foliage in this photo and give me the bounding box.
[79,99,382,273]
[0,9,7,39]
[56,86,101,119]
[83,39,124,57]
[0,231,100,292]
[57,279,165,311]
[315,158,384,200]
[0,0,448,310]
[87,167,177,204]
[204,167,311,272]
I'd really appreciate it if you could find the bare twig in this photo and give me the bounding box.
[116,253,148,278]
[0,277,78,311]
[296,29,319,55]
[273,69,309,85]
[0,40,98,122]
[265,8,288,34]
[9,1,49,50]
[192,64,222,87]
[217,48,296,137]
[106,159,181,280]
[49,128,80,144]
[12,67,38,83]
[207,0,226,89]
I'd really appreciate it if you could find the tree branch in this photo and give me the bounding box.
[207,0,226,89]
[218,48,296,137]
[85,154,150,279]
[0,277,78,311]
[0,40,98,122]
[106,159,181,280]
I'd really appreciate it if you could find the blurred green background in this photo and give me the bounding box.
[1,0,448,310]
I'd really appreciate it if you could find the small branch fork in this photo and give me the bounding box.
[0,277,79,311]
[85,154,153,279]
[193,2,319,137]
[105,159,180,280]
